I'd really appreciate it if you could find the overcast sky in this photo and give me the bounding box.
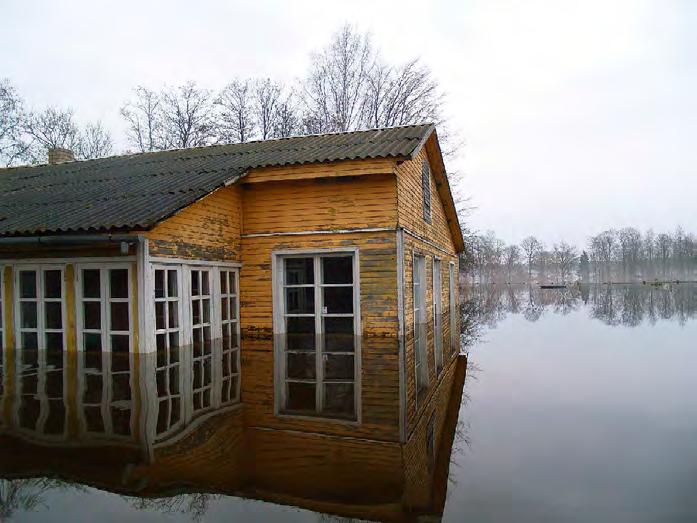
[2,0,695,247]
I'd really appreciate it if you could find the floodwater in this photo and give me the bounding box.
[1,283,696,522]
[450,283,697,522]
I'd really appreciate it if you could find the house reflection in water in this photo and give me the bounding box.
[0,341,466,522]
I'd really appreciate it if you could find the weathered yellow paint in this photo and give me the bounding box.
[65,349,80,438]
[146,185,242,261]
[242,175,398,235]
[65,264,76,354]
[244,158,396,184]
[396,147,457,254]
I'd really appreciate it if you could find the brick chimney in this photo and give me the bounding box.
[48,147,75,165]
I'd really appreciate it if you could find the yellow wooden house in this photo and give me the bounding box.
[0,124,465,447]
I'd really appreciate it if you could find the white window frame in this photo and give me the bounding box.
[12,347,67,440]
[14,264,67,351]
[75,263,134,353]
[272,248,362,423]
[148,261,241,436]
[153,264,185,352]
[413,253,428,402]
[190,267,215,414]
[219,268,241,405]
[433,257,443,375]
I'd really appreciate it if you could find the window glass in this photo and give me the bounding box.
[280,253,357,420]
[285,258,314,285]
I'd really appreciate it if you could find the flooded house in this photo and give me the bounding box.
[0,124,466,518]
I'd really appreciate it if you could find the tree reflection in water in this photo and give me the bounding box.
[0,478,84,520]
[465,283,697,329]
[131,493,220,522]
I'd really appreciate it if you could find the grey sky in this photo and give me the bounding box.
[2,0,695,247]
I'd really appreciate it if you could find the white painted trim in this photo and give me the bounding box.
[2,256,135,264]
[137,239,151,353]
[271,247,362,424]
[148,256,241,268]
[396,229,406,443]
[243,227,394,238]
[13,263,67,352]
[412,253,428,409]
[433,257,443,376]
[403,228,453,256]
[74,263,134,353]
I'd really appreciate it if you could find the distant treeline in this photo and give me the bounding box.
[464,227,697,284]
[466,283,697,329]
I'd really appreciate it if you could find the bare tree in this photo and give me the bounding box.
[520,236,543,281]
[22,107,81,163]
[0,78,28,166]
[76,122,113,159]
[217,79,255,143]
[120,86,164,152]
[160,82,217,148]
[253,78,282,140]
[362,58,443,129]
[503,245,521,282]
[272,93,298,138]
[301,24,375,133]
[553,242,578,282]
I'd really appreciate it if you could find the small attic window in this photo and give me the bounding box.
[422,159,432,223]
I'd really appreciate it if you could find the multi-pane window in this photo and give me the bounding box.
[15,349,65,438]
[278,253,358,421]
[76,266,133,437]
[422,159,432,223]
[413,255,428,398]
[78,266,131,352]
[155,345,183,437]
[191,269,213,413]
[155,267,182,351]
[16,267,65,351]
[78,350,133,439]
[433,258,443,375]
[220,269,240,404]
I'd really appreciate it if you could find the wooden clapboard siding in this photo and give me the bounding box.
[396,146,456,253]
[240,232,398,337]
[402,355,465,511]
[146,185,242,260]
[134,408,246,492]
[244,158,396,184]
[402,236,459,438]
[241,174,397,234]
[248,427,403,503]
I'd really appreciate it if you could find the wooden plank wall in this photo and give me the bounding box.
[401,355,460,511]
[241,174,397,233]
[146,185,242,260]
[239,167,403,440]
[396,148,460,437]
[240,232,401,441]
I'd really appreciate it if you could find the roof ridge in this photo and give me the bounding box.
[0,123,434,171]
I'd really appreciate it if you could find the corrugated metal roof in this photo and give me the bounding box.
[0,124,434,236]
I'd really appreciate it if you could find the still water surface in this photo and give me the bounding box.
[2,284,696,522]
[450,284,697,522]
